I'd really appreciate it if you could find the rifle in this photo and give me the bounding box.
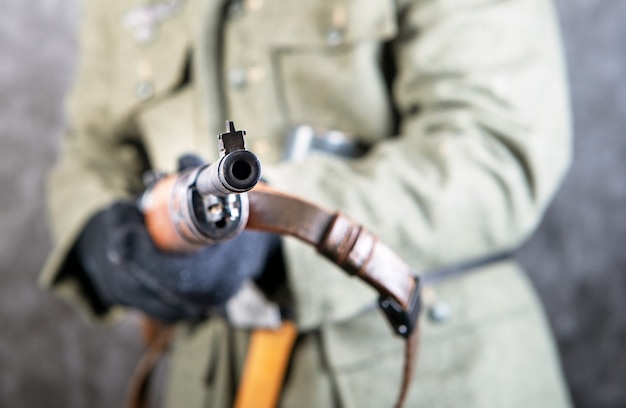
[140,121,261,252]
[135,121,421,408]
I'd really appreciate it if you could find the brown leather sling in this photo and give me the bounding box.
[129,183,422,408]
[241,184,422,408]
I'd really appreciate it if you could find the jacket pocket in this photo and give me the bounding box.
[267,0,397,49]
[136,87,209,172]
[267,0,399,144]
[109,0,191,120]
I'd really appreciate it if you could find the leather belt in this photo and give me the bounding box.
[283,125,369,161]
[422,252,513,285]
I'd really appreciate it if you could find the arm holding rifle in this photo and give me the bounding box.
[74,122,279,323]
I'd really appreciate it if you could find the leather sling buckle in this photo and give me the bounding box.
[379,276,422,338]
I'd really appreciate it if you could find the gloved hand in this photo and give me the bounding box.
[75,201,282,323]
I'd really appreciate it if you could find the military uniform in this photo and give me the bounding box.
[42,0,573,406]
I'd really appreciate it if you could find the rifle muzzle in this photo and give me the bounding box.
[195,150,261,197]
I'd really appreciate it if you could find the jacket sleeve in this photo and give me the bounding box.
[40,1,148,318]
[262,0,571,330]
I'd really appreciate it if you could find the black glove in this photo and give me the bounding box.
[75,201,282,323]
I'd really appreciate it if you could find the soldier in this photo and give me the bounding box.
[42,0,574,407]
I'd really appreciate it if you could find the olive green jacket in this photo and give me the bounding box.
[42,0,573,406]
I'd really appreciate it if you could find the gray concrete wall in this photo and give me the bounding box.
[518,1,626,406]
[0,1,145,407]
[0,0,623,407]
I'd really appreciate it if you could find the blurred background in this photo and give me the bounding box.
[0,0,624,407]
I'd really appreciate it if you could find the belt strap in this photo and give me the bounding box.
[246,184,422,408]
[423,252,513,285]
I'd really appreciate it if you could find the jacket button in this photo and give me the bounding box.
[228,66,265,89]
[246,0,263,12]
[427,300,452,324]
[326,28,344,46]
[327,5,347,46]
[136,81,154,100]
[228,67,248,89]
